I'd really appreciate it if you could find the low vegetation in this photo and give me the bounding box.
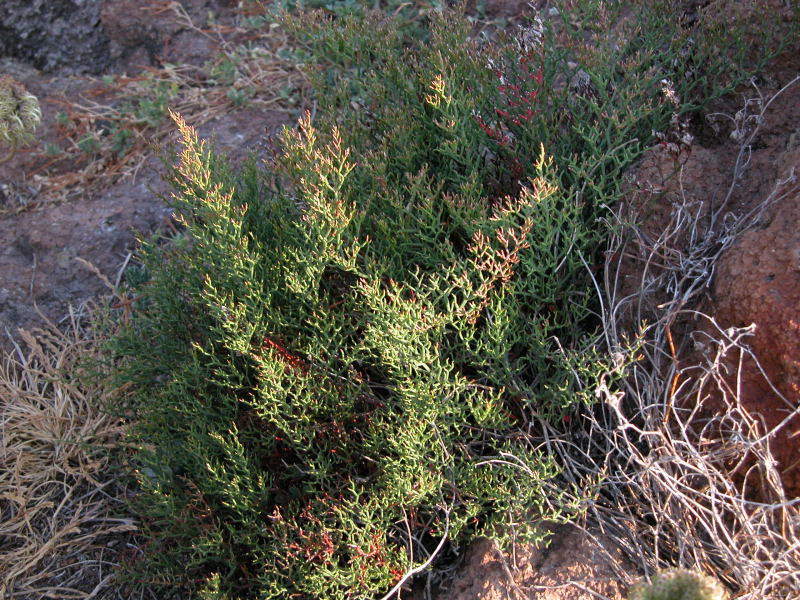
[106,1,795,598]
[1,1,797,599]
[0,74,40,163]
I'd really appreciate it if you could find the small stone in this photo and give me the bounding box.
[55,250,71,270]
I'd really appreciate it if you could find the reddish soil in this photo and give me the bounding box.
[439,526,631,600]
[713,190,800,497]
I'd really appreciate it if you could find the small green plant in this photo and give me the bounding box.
[227,86,252,107]
[110,126,135,157]
[205,56,240,87]
[43,142,63,157]
[628,569,728,600]
[55,110,72,128]
[0,75,41,163]
[131,79,178,127]
[77,132,102,156]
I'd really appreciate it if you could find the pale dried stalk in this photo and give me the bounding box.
[530,77,800,599]
[0,311,136,599]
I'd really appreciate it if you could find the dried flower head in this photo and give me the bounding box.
[653,112,694,161]
[628,568,728,600]
[0,75,42,151]
[570,69,598,99]
[515,11,544,56]
[660,78,680,107]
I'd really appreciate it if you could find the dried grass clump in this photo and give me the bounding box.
[0,313,136,599]
[0,75,41,163]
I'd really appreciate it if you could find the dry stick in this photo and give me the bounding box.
[710,74,800,229]
[379,498,453,600]
[28,252,37,298]
[488,543,529,600]
[526,579,618,600]
[663,317,678,424]
[608,277,795,591]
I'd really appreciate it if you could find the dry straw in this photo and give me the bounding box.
[0,311,136,599]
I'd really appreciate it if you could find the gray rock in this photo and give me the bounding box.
[0,0,110,74]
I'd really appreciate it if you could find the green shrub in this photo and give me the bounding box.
[109,3,790,598]
[115,107,584,599]
[628,569,728,600]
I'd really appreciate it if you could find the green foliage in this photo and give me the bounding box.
[114,107,581,599]
[77,132,102,156]
[109,2,791,599]
[628,569,728,600]
[43,142,63,157]
[121,78,179,128]
[205,56,241,87]
[110,125,135,156]
[227,87,252,108]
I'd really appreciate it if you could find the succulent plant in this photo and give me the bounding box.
[628,568,728,600]
[0,75,41,162]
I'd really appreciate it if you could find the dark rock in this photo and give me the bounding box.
[0,0,111,74]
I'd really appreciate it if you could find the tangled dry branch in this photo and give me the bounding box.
[536,76,800,600]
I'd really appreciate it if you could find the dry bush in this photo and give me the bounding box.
[0,312,136,599]
[537,77,800,599]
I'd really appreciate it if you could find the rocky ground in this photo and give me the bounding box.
[1,1,798,599]
[0,0,291,343]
